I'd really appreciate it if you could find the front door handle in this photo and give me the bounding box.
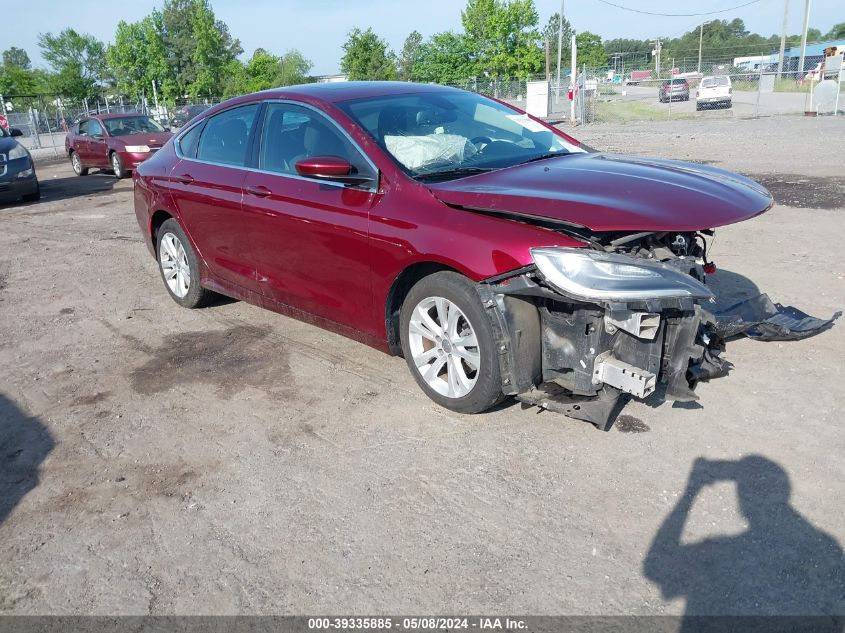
[246,185,271,198]
[176,174,194,185]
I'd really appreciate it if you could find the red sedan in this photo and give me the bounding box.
[65,113,172,178]
[133,82,773,428]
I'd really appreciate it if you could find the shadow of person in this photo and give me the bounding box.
[644,456,844,632]
[0,394,54,524]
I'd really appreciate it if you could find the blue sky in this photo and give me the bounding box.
[5,0,843,76]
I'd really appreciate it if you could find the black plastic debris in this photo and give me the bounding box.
[713,293,841,341]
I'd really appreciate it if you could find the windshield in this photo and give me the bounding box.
[338,90,584,180]
[103,116,165,136]
[702,77,730,87]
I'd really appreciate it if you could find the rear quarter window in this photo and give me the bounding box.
[178,123,204,158]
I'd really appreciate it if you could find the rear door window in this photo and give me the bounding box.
[196,104,259,167]
[88,120,103,137]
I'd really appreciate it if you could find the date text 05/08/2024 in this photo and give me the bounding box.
[307,617,528,630]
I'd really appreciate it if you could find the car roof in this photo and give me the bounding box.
[89,112,148,120]
[239,81,469,105]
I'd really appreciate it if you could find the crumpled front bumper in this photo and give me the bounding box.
[476,267,729,430]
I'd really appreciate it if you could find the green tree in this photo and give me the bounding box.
[277,50,312,86]
[826,23,845,39]
[575,31,607,69]
[399,30,423,81]
[0,66,46,97]
[461,0,543,78]
[37,28,106,99]
[223,48,312,96]
[107,14,169,101]
[160,0,241,98]
[0,46,43,99]
[414,32,478,83]
[3,47,31,70]
[542,13,573,77]
[340,28,397,80]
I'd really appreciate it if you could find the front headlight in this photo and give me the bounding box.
[531,247,714,302]
[8,143,28,160]
[124,145,150,153]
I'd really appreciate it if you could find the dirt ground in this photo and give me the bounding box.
[1,116,843,617]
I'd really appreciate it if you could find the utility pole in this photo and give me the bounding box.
[698,22,711,74]
[651,39,662,77]
[798,0,812,78]
[545,38,550,79]
[151,79,160,122]
[555,0,565,103]
[777,0,790,78]
[570,33,577,123]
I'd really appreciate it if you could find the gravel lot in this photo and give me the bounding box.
[1,116,843,617]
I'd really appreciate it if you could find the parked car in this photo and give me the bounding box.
[696,76,732,110]
[0,126,40,204]
[65,113,173,179]
[133,82,773,429]
[171,104,211,129]
[658,78,690,102]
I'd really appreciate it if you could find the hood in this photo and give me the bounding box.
[427,153,773,232]
[0,137,25,154]
[114,131,172,148]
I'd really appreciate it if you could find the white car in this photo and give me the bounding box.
[696,76,732,110]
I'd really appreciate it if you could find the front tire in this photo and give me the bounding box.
[22,184,40,202]
[400,272,503,414]
[156,219,215,308]
[110,152,126,179]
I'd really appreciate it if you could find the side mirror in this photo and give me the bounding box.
[9,128,23,137]
[294,155,374,187]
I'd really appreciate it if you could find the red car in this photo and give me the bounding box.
[65,113,172,178]
[133,82,773,428]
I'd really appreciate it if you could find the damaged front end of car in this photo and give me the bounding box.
[477,230,730,430]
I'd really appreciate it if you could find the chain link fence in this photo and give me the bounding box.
[0,93,222,160]
[575,66,843,124]
[3,59,841,162]
[446,60,843,126]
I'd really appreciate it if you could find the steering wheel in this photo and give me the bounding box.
[470,135,492,151]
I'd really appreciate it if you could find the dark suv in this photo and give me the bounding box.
[658,78,690,103]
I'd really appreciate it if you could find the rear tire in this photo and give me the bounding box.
[400,271,503,414]
[70,151,88,176]
[156,218,215,309]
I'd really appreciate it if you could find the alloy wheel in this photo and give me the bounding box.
[408,296,480,398]
[159,232,191,298]
[71,152,81,175]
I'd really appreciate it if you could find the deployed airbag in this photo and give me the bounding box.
[385,133,477,171]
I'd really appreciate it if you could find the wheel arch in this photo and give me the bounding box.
[150,210,174,253]
[384,261,466,356]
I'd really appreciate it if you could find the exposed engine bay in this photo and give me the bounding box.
[477,229,838,430]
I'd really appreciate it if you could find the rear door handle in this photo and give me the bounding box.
[246,185,271,198]
[176,174,194,185]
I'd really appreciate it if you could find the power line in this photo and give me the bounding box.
[593,0,766,17]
